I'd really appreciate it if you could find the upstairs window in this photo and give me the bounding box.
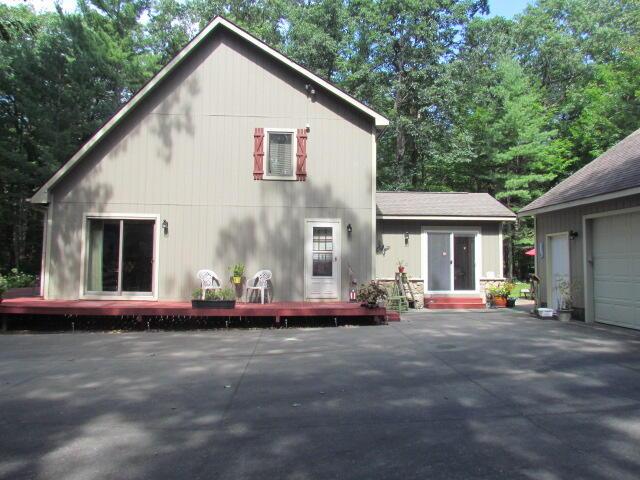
[265,129,296,180]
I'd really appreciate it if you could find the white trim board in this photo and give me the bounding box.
[518,186,640,217]
[378,215,516,222]
[30,16,388,204]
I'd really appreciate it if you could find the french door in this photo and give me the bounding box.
[424,230,479,293]
[83,216,157,298]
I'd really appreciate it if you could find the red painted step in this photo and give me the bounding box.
[424,297,486,309]
[386,311,401,322]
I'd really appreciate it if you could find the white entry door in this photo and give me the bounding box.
[305,220,341,299]
[547,233,570,312]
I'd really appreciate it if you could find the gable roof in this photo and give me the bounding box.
[31,16,388,204]
[519,127,640,215]
[376,191,516,220]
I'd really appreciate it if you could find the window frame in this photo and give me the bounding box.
[263,128,298,181]
[79,213,160,301]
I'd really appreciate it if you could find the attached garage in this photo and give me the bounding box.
[588,210,640,329]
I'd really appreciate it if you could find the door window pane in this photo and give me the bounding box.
[454,235,475,290]
[312,227,333,277]
[428,233,451,291]
[87,220,120,292]
[86,218,155,294]
[122,221,154,292]
[267,132,293,177]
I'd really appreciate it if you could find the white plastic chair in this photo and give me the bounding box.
[245,270,272,304]
[196,269,222,299]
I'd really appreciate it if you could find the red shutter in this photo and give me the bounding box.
[296,128,307,181]
[253,128,264,180]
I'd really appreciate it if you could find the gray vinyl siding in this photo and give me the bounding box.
[45,30,374,300]
[535,193,640,308]
[375,219,503,280]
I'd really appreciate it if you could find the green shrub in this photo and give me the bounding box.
[487,282,515,298]
[4,268,36,289]
[357,281,388,305]
[0,275,8,297]
[192,287,236,301]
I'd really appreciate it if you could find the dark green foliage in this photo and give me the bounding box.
[1,0,639,278]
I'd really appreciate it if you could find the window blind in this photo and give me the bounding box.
[267,132,293,176]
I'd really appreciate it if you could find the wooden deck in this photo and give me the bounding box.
[0,297,397,322]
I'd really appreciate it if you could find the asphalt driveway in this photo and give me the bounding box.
[1,310,640,479]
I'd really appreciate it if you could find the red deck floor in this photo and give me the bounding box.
[0,297,396,321]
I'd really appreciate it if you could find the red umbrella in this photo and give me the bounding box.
[525,248,536,256]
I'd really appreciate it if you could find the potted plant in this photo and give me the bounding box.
[0,274,7,303]
[230,263,245,285]
[357,281,388,308]
[487,282,514,308]
[397,260,405,274]
[192,287,236,308]
[555,279,572,322]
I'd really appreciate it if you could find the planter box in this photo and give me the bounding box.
[538,308,554,318]
[492,297,507,308]
[191,300,236,309]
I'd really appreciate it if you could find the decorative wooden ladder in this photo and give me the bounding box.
[387,272,415,313]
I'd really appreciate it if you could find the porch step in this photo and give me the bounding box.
[386,311,401,322]
[424,297,486,309]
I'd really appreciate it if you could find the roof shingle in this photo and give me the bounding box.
[376,191,515,218]
[520,128,640,214]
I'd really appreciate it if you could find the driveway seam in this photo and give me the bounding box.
[220,329,263,423]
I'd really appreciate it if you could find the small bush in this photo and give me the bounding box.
[0,275,8,297]
[357,281,388,305]
[4,268,36,289]
[193,287,236,301]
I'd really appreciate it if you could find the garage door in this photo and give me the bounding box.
[592,211,640,329]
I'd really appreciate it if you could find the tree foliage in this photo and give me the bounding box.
[1,0,639,278]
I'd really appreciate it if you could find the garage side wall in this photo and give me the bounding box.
[535,193,640,311]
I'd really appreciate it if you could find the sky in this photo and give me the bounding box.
[6,0,533,18]
[487,0,533,18]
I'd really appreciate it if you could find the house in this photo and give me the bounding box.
[375,192,516,308]
[29,15,513,306]
[30,16,388,302]
[519,128,640,329]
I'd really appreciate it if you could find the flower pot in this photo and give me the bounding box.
[557,310,572,322]
[232,276,243,285]
[191,299,236,309]
[493,296,507,308]
[506,297,516,308]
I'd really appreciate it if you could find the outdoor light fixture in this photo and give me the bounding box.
[404,232,410,245]
[569,230,579,240]
[347,223,353,235]
[162,219,169,235]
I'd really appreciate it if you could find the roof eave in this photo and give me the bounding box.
[377,215,516,222]
[518,185,640,217]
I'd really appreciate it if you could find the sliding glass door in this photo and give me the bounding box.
[85,218,155,297]
[425,231,478,292]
